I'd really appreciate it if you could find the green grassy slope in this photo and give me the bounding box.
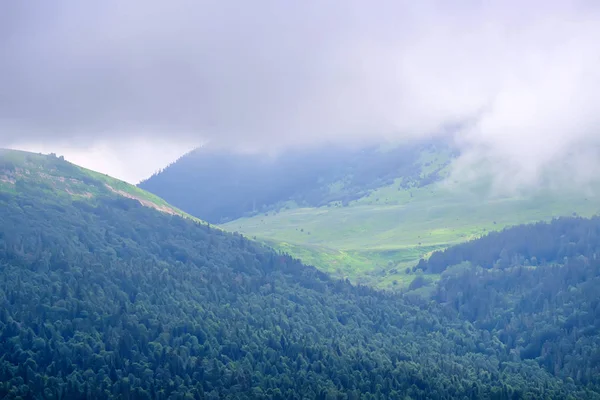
[0,148,202,223]
[223,176,600,289]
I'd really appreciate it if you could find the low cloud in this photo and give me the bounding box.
[1,1,599,187]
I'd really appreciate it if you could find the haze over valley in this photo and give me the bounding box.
[2,1,600,398]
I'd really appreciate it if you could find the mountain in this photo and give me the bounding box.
[0,149,198,222]
[1,149,596,399]
[138,142,600,289]
[138,139,455,224]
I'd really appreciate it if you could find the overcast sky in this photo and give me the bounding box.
[1,1,600,185]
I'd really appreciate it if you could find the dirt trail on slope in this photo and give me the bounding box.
[104,184,178,215]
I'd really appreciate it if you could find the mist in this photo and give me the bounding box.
[1,0,599,187]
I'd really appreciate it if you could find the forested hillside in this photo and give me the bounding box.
[421,217,600,389]
[2,151,598,398]
[138,140,453,224]
[417,216,600,273]
[433,258,600,386]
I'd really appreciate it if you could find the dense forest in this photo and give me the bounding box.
[2,165,599,398]
[405,216,600,394]
[416,216,600,274]
[138,140,454,223]
[434,257,600,385]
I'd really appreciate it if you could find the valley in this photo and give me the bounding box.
[141,142,600,289]
[2,150,600,398]
[3,3,599,397]
[224,180,600,288]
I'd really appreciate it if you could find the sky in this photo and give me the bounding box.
[1,0,600,185]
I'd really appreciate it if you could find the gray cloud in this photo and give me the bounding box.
[1,0,600,188]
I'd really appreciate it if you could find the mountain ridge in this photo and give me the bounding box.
[139,139,455,224]
[0,148,202,224]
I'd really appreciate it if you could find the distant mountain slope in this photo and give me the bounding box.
[138,140,454,224]
[0,149,591,398]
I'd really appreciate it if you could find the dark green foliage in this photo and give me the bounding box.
[425,216,600,394]
[139,141,453,223]
[435,258,600,389]
[419,216,600,273]
[0,183,590,398]
[408,275,429,291]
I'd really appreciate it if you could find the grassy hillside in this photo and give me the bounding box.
[223,176,600,289]
[0,148,201,222]
[2,148,590,398]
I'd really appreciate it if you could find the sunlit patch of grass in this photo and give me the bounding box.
[223,178,600,289]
